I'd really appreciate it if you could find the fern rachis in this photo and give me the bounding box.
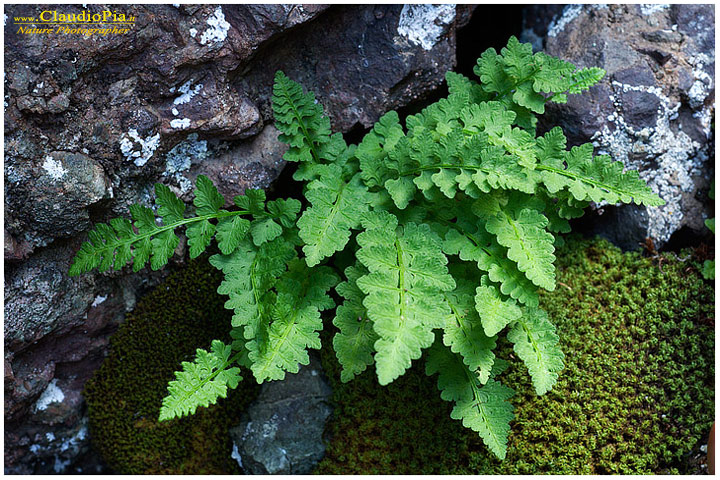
[70,36,663,460]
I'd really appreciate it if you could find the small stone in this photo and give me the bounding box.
[47,93,70,114]
[229,356,332,474]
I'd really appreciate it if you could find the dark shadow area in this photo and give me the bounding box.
[663,225,713,252]
[456,4,526,77]
[265,161,304,202]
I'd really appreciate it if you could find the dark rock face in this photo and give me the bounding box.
[4,4,473,473]
[229,356,332,475]
[522,4,714,250]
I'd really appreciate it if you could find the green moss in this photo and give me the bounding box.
[315,236,715,474]
[83,257,260,474]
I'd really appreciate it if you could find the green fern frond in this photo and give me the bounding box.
[538,139,664,206]
[426,340,514,460]
[248,259,338,382]
[209,236,296,342]
[272,70,343,181]
[485,201,556,291]
[297,164,372,266]
[356,211,455,385]
[159,340,243,421]
[356,110,405,189]
[69,176,292,275]
[442,275,497,384]
[442,216,540,307]
[333,263,379,382]
[507,306,564,395]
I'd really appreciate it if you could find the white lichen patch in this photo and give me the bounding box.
[170,118,191,129]
[231,443,243,468]
[120,129,161,167]
[200,7,230,45]
[639,4,669,16]
[54,457,70,473]
[547,4,583,38]
[91,295,107,308]
[42,155,67,181]
[171,107,179,116]
[173,80,203,105]
[60,425,87,452]
[34,379,65,412]
[46,432,56,442]
[687,53,714,110]
[189,27,197,38]
[397,4,456,51]
[164,133,209,194]
[591,80,711,244]
[547,4,607,38]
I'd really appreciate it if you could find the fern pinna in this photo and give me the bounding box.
[70,37,663,459]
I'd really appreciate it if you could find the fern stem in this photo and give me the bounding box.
[445,293,473,343]
[395,236,408,324]
[459,353,501,450]
[132,209,250,248]
[401,164,512,179]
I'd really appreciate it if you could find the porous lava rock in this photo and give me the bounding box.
[522,4,714,250]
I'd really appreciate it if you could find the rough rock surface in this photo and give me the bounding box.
[4,4,473,473]
[522,4,714,250]
[229,356,332,475]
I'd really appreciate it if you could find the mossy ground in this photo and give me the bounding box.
[83,257,260,474]
[84,237,713,474]
[315,236,715,474]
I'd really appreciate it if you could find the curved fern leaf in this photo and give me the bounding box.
[356,110,405,188]
[507,306,564,395]
[474,36,605,114]
[442,276,497,384]
[537,141,664,206]
[69,175,259,275]
[159,340,243,421]
[333,263,379,382]
[485,204,556,291]
[298,165,371,266]
[475,277,522,337]
[209,237,296,342]
[271,71,331,172]
[426,341,514,460]
[442,219,539,306]
[248,260,338,382]
[356,211,455,385]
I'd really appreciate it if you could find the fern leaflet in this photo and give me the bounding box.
[426,341,514,460]
[356,211,455,385]
[159,340,243,421]
[507,306,564,395]
[333,264,379,382]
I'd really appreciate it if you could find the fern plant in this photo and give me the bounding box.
[70,37,663,459]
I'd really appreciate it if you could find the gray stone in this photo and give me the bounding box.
[522,4,714,249]
[230,356,332,474]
